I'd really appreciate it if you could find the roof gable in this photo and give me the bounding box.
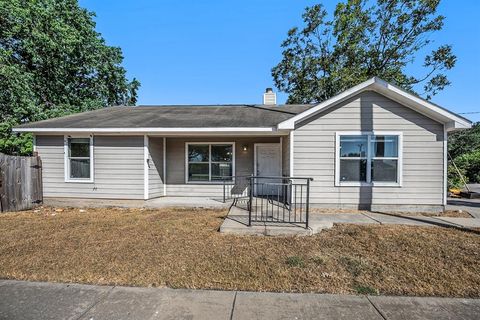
[278,77,471,132]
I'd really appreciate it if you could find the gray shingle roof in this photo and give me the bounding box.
[15,104,314,129]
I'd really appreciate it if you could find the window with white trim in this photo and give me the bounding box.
[187,143,234,182]
[338,133,400,184]
[66,137,92,181]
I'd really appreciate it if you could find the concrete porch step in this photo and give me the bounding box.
[220,206,333,236]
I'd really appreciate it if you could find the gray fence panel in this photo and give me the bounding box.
[0,153,43,212]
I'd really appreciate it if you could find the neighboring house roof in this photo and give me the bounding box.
[277,77,472,132]
[13,77,471,133]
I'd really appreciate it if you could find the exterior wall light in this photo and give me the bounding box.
[242,145,248,151]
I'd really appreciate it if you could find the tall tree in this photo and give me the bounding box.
[0,0,140,155]
[272,0,455,104]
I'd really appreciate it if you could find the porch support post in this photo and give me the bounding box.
[143,135,149,200]
[443,125,447,206]
[163,137,167,196]
[305,178,310,229]
[280,137,283,176]
[33,134,37,152]
[248,176,253,226]
[289,131,294,177]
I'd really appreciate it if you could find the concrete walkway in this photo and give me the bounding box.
[44,196,230,210]
[0,280,479,320]
[45,195,480,219]
[312,212,480,229]
[221,205,480,236]
[145,197,229,209]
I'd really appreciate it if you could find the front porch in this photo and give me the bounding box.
[146,135,292,199]
[145,135,320,231]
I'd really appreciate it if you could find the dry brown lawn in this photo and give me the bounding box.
[0,207,479,297]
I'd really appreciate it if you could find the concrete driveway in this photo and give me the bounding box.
[466,184,480,193]
[447,197,480,219]
[0,280,479,320]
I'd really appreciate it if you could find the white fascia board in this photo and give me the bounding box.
[374,79,472,130]
[445,121,470,132]
[278,77,472,131]
[12,127,276,133]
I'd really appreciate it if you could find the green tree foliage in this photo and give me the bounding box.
[448,122,480,160]
[453,150,480,183]
[448,123,480,187]
[272,0,456,104]
[0,0,140,155]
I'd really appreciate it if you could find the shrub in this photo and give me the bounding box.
[448,163,468,189]
[449,150,480,188]
[459,150,480,183]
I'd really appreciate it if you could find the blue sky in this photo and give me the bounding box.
[79,0,480,122]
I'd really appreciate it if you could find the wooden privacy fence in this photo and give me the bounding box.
[0,153,43,212]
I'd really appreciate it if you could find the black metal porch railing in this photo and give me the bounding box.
[222,175,251,203]
[222,175,313,229]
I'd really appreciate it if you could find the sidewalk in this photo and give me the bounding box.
[221,205,480,236]
[0,280,478,320]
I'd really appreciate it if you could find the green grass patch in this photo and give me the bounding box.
[340,256,368,277]
[354,284,378,295]
[286,256,304,268]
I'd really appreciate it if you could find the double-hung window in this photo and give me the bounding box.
[186,143,234,182]
[336,132,401,186]
[65,137,93,182]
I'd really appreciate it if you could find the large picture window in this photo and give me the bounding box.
[186,143,234,182]
[65,137,93,182]
[336,133,401,186]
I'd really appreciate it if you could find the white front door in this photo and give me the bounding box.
[255,143,282,195]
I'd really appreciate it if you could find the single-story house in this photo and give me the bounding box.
[13,77,472,212]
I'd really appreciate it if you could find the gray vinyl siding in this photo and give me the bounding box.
[36,135,144,199]
[293,91,445,207]
[165,136,280,197]
[148,137,164,198]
